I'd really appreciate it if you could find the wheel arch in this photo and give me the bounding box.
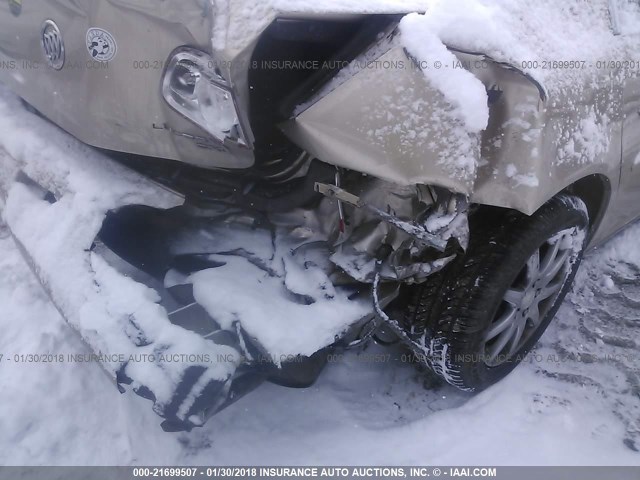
[472,173,612,244]
[560,173,612,243]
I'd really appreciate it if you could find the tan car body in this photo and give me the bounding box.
[0,0,638,247]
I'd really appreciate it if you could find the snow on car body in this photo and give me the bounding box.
[0,0,639,429]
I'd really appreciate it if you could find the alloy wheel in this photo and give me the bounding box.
[483,228,576,366]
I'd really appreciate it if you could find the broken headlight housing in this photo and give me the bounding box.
[162,48,247,146]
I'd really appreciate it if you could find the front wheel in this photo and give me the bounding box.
[403,194,589,391]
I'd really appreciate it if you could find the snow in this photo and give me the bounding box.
[153,202,373,359]
[0,87,637,463]
[0,0,637,464]
[399,13,489,134]
[276,0,627,194]
[0,86,377,425]
[612,0,640,35]
[0,98,180,210]
[557,108,611,166]
[213,0,634,95]
[190,252,370,360]
[0,222,639,464]
[402,0,625,91]
[394,13,489,187]
[0,89,243,421]
[505,163,539,188]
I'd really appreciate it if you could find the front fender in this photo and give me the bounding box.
[283,44,621,217]
[469,52,621,216]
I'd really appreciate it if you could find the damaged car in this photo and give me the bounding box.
[0,0,638,430]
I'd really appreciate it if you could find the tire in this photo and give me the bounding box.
[403,194,589,392]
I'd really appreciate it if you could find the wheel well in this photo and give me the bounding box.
[469,174,610,243]
[561,174,611,238]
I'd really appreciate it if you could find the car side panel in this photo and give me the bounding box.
[606,77,640,230]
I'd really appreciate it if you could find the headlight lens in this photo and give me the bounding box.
[162,48,247,146]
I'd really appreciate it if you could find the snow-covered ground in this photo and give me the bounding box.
[0,215,638,465]
[0,0,638,463]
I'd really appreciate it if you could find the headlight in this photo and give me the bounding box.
[162,48,247,146]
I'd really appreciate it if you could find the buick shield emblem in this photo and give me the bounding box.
[86,28,117,62]
[41,20,65,70]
